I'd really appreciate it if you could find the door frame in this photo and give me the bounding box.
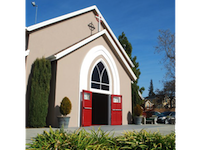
[81,91,122,126]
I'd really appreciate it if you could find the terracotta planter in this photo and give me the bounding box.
[134,116,142,125]
[57,116,70,128]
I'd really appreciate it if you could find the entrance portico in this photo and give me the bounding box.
[80,45,122,127]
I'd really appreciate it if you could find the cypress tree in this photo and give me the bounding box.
[148,79,155,97]
[118,32,145,115]
[28,57,51,127]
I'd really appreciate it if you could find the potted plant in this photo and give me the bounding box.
[133,104,143,125]
[57,97,72,128]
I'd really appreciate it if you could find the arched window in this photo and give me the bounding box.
[91,62,109,91]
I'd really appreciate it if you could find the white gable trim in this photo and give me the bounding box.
[50,30,106,61]
[26,5,134,68]
[47,29,137,81]
[26,5,97,32]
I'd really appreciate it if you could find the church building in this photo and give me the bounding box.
[25,5,139,127]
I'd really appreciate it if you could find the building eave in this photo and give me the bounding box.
[47,29,137,81]
[26,5,97,32]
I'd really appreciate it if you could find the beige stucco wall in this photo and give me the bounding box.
[51,36,132,127]
[26,10,104,125]
[26,10,103,88]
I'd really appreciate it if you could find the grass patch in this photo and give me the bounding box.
[26,126,175,149]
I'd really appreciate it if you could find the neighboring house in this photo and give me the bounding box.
[145,95,164,108]
[143,99,154,111]
[162,95,171,108]
[171,97,176,108]
[145,94,175,109]
[25,6,140,127]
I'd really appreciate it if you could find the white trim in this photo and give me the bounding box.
[47,29,137,81]
[103,31,137,81]
[79,45,120,94]
[25,49,30,57]
[26,5,97,31]
[26,5,134,68]
[90,89,111,95]
[93,8,134,68]
[78,45,120,127]
[138,91,144,100]
[47,30,106,61]
[56,30,105,60]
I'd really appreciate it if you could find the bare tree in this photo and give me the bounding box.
[155,29,175,80]
[155,29,175,107]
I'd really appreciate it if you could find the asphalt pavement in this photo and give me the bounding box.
[26,124,175,146]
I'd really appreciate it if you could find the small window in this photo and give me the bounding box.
[91,62,109,91]
[84,93,90,100]
[113,97,121,103]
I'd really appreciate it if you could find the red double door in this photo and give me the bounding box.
[81,90,122,127]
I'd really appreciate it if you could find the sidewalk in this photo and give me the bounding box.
[26,124,175,146]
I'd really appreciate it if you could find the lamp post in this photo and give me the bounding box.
[31,2,38,24]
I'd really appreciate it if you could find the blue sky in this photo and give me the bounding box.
[26,0,175,97]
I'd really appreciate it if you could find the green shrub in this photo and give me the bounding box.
[134,104,143,116]
[26,127,118,149]
[118,129,175,150]
[28,57,51,127]
[60,97,72,116]
[26,127,175,150]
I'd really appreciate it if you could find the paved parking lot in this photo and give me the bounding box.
[26,124,175,145]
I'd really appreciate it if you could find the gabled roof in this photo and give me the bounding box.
[47,29,137,81]
[26,5,134,68]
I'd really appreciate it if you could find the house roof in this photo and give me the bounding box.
[26,5,134,68]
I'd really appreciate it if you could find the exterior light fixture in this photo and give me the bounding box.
[31,2,38,24]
